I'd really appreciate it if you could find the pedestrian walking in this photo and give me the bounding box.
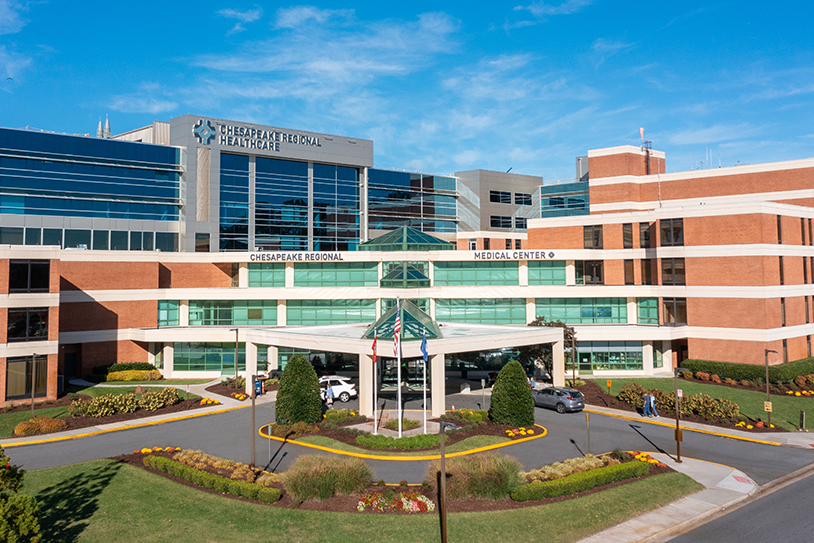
[326,384,334,407]
[642,393,652,417]
[649,393,660,418]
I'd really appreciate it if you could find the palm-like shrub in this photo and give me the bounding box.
[275,354,322,425]
[489,360,534,426]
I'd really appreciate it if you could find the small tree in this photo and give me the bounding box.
[275,354,322,425]
[518,317,577,380]
[489,360,534,427]
[0,446,41,542]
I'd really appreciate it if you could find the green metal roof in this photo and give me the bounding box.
[363,299,441,340]
[356,226,455,252]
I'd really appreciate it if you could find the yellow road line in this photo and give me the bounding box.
[3,405,247,448]
[257,424,547,461]
[583,408,782,446]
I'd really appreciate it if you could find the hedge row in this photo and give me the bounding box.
[682,358,814,384]
[69,387,180,417]
[143,455,281,503]
[104,370,162,382]
[91,362,157,375]
[356,433,440,450]
[511,460,649,502]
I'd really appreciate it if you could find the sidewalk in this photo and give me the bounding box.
[578,453,758,543]
[583,403,814,448]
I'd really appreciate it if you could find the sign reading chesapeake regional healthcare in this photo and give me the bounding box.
[193,118,322,152]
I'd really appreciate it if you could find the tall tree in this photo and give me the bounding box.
[518,316,577,380]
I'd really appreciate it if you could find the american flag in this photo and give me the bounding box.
[393,307,401,357]
[372,330,377,365]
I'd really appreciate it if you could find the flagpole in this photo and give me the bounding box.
[423,328,427,435]
[373,330,378,435]
[396,299,402,438]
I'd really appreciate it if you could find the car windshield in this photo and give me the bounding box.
[569,391,583,399]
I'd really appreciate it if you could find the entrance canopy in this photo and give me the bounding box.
[363,299,441,340]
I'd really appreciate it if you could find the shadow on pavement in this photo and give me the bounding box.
[629,424,674,460]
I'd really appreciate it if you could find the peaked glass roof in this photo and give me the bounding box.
[356,226,455,252]
[363,299,441,340]
[379,263,431,288]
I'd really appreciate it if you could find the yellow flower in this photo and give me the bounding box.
[528,430,534,435]
[770,424,775,428]
[747,425,753,429]
[140,448,152,454]
[795,392,801,396]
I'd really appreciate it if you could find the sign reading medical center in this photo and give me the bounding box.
[194,118,322,152]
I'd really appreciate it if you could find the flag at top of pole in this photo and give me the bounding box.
[421,328,428,362]
[372,330,377,365]
[393,304,401,357]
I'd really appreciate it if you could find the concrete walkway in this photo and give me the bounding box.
[578,453,759,543]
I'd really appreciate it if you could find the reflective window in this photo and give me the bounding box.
[24,228,41,245]
[7,308,49,341]
[623,224,633,248]
[158,301,180,327]
[490,190,511,204]
[515,193,532,206]
[624,259,634,284]
[434,261,519,286]
[294,262,378,287]
[639,222,651,248]
[490,216,512,229]
[527,261,566,285]
[220,153,250,251]
[536,298,627,324]
[255,157,309,251]
[662,258,685,285]
[287,299,376,325]
[637,298,659,324]
[435,298,526,324]
[188,300,277,326]
[9,260,50,292]
[641,259,654,285]
[155,232,177,252]
[313,163,360,251]
[584,225,603,249]
[64,229,91,249]
[173,343,246,372]
[6,356,47,400]
[367,169,457,234]
[248,262,286,287]
[111,231,128,250]
[92,230,109,250]
[575,260,603,285]
[660,219,684,246]
[195,233,210,253]
[0,227,23,245]
[576,341,643,371]
[42,228,62,247]
[663,298,687,325]
[515,217,527,229]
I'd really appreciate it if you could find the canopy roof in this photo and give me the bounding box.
[363,299,441,340]
[379,262,431,288]
[356,226,455,252]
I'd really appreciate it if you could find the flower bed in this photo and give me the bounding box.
[357,488,435,513]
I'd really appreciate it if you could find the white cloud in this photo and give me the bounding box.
[514,0,593,17]
[0,0,26,35]
[666,123,762,146]
[0,44,30,79]
[591,38,634,54]
[274,6,353,29]
[454,149,482,165]
[217,7,263,23]
[109,87,178,115]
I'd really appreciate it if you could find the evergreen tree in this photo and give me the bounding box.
[275,354,322,425]
[0,446,41,542]
[489,360,535,427]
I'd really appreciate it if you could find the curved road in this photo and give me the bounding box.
[9,400,814,486]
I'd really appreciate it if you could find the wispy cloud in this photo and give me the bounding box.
[0,44,30,79]
[666,123,762,145]
[109,85,178,114]
[274,6,354,29]
[0,0,27,35]
[514,0,593,18]
[592,38,634,54]
[217,6,263,35]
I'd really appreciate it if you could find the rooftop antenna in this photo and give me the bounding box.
[506,167,512,173]
[640,127,652,175]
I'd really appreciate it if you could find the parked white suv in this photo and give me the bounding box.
[319,376,357,403]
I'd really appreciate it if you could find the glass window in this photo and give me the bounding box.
[777,215,783,244]
[7,308,49,341]
[515,217,527,229]
[575,260,603,285]
[435,298,526,324]
[623,224,633,248]
[536,298,627,324]
[514,193,532,206]
[111,231,128,250]
[527,261,566,285]
[779,256,784,285]
[64,229,91,249]
[781,297,786,327]
[662,258,685,285]
[484,238,490,250]
[575,341,643,371]
[490,216,512,229]
[188,300,277,326]
[515,239,521,250]
[9,260,50,292]
[6,356,47,400]
[173,343,245,373]
[489,190,511,204]
[286,299,375,325]
[641,259,654,285]
[24,228,41,246]
[639,222,651,248]
[434,261,520,286]
[142,232,154,251]
[468,239,476,250]
[42,228,62,247]
[663,298,687,325]
[155,232,177,252]
[294,262,378,287]
[583,225,603,249]
[130,231,142,251]
[92,230,109,250]
[637,298,659,324]
[0,227,23,245]
[158,301,180,327]
[624,260,634,284]
[248,262,286,287]
[660,219,684,247]
[195,233,210,253]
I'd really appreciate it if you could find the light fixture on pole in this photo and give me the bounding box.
[765,349,778,428]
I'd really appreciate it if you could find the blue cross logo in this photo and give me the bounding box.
[192,119,216,145]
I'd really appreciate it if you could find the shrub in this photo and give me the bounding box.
[139,387,180,411]
[144,455,281,503]
[383,418,420,431]
[105,370,162,382]
[13,416,68,437]
[711,374,722,384]
[677,369,693,379]
[111,393,140,413]
[525,454,618,482]
[741,380,752,387]
[271,421,319,438]
[511,461,649,501]
[356,433,440,450]
[282,455,372,502]
[695,372,711,381]
[618,383,646,407]
[275,354,322,425]
[683,358,814,384]
[724,378,737,385]
[807,374,814,386]
[322,408,365,427]
[426,453,522,500]
[795,375,808,388]
[489,360,534,427]
[1,446,42,542]
[109,362,157,372]
[565,379,586,387]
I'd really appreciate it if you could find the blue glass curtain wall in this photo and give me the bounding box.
[367,169,457,233]
[312,163,360,251]
[254,157,308,251]
[219,153,250,251]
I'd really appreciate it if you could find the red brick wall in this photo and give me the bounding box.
[61,261,157,290]
[163,263,233,288]
[59,301,156,332]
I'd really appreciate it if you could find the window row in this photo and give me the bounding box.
[0,227,178,252]
[583,219,683,249]
[489,191,532,206]
[489,216,528,229]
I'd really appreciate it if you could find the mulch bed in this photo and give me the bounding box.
[679,376,813,396]
[577,380,786,433]
[4,393,81,414]
[205,382,278,400]
[113,449,675,513]
[59,398,208,432]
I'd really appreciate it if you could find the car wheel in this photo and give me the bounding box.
[339,392,350,403]
[555,403,566,414]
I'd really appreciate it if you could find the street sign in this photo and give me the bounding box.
[677,389,683,398]
[674,428,683,442]
[764,401,773,413]
[606,380,612,388]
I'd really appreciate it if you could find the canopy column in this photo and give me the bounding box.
[359,354,374,418]
[553,339,565,387]
[245,341,258,395]
[430,353,445,417]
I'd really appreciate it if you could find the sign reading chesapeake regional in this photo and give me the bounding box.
[193,118,322,152]
[250,252,343,262]
[248,250,555,262]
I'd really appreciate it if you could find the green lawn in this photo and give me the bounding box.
[95,379,213,386]
[0,406,70,438]
[604,378,814,431]
[22,459,702,543]
[296,434,509,456]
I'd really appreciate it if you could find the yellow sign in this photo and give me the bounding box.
[674,428,683,442]
[764,401,773,413]
[606,380,612,388]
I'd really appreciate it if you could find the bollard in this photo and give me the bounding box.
[801,410,806,431]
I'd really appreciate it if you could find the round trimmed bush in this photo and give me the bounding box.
[489,360,534,427]
[275,354,322,425]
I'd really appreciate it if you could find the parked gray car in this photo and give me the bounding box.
[534,387,585,413]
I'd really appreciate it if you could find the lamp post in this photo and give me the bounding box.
[765,349,778,427]
[250,373,256,468]
[439,421,455,543]
[230,328,239,380]
[674,366,683,463]
[30,353,38,419]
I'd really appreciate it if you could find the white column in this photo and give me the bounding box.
[663,341,674,370]
[267,346,278,372]
[163,343,174,378]
[245,341,258,395]
[277,300,287,326]
[627,298,637,324]
[147,342,156,366]
[519,260,528,286]
[526,298,535,324]
[430,353,445,417]
[430,298,436,320]
[553,339,565,387]
[643,341,654,375]
[359,354,374,418]
[239,263,249,288]
[285,263,295,287]
[565,260,576,286]
[180,300,189,326]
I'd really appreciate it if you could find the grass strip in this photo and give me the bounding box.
[605,378,814,431]
[511,461,649,501]
[24,459,702,543]
[0,406,70,438]
[296,434,509,456]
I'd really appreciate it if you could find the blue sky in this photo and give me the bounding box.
[1,1,813,179]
